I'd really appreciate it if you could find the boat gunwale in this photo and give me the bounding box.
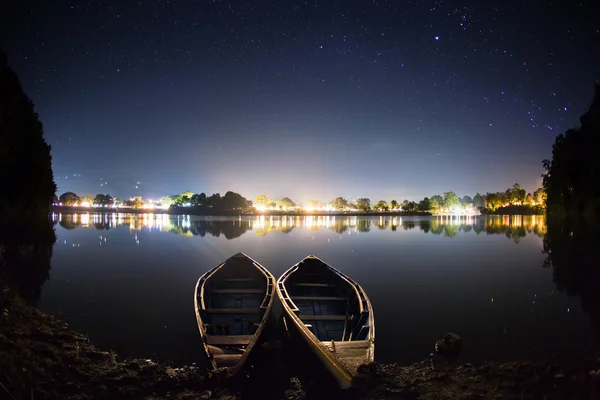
[276,255,375,388]
[194,253,275,374]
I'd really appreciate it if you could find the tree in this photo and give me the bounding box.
[443,192,460,209]
[543,84,600,215]
[277,197,296,209]
[373,200,389,211]
[59,192,80,206]
[472,193,485,208]
[533,188,547,207]
[221,191,248,210]
[126,197,144,209]
[508,183,526,205]
[255,194,270,206]
[191,192,207,208]
[418,197,431,211]
[401,200,417,212]
[94,194,113,206]
[429,195,443,210]
[330,197,349,211]
[306,200,320,210]
[390,200,399,210]
[355,198,371,212]
[207,193,221,208]
[460,195,473,207]
[0,50,56,212]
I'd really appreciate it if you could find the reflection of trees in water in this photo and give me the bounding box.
[173,220,252,240]
[52,213,547,242]
[420,216,545,243]
[543,217,600,342]
[356,220,371,233]
[0,216,56,305]
[332,221,349,234]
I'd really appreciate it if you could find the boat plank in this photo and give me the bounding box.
[206,335,253,346]
[213,353,243,367]
[212,289,263,294]
[293,283,335,287]
[299,315,350,321]
[224,278,255,282]
[326,340,371,349]
[292,296,346,301]
[205,308,261,314]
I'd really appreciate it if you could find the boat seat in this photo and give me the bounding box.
[206,335,253,346]
[292,283,335,287]
[212,353,243,367]
[299,315,354,321]
[206,308,261,314]
[212,289,263,294]
[292,296,347,301]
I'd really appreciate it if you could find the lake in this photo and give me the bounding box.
[38,213,596,366]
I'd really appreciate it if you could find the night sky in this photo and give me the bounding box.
[1,1,598,203]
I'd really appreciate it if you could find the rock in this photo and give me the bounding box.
[459,394,485,400]
[434,333,462,357]
[433,372,450,381]
[476,365,490,374]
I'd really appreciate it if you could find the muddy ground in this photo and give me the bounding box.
[1,283,599,400]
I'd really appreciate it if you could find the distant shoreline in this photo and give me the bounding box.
[51,206,435,217]
[51,206,544,217]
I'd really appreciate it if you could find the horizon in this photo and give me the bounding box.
[1,1,597,202]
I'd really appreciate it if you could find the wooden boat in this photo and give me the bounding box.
[277,255,375,388]
[194,253,275,374]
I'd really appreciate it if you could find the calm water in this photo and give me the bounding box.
[37,213,596,365]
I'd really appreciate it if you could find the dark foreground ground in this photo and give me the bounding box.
[2,284,599,400]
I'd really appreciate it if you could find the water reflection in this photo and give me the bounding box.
[543,217,600,343]
[0,215,56,305]
[50,212,547,242]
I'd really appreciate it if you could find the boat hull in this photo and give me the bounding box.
[194,253,276,375]
[277,255,375,388]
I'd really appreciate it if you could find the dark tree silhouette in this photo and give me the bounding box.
[0,49,56,212]
[543,84,600,215]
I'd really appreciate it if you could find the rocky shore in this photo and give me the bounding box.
[2,283,599,400]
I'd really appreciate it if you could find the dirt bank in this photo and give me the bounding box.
[1,282,598,399]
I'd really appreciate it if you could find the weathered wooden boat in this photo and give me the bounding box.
[194,253,275,374]
[277,255,375,388]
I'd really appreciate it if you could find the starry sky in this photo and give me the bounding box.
[1,0,599,203]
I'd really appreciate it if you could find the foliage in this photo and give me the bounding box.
[533,188,547,206]
[418,197,431,211]
[93,194,113,206]
[221,191,248,210]
[390,200,399,210]
[543,84,600,215]
[190,193,207,207]
[460,195,473,206]
[355,198,371,212]
[373,200,389,211]
[330,197,349,210]
[429,195,443,210]
[277,197,296,208]
[443,192,460,209]
[59,192,80,206]
[472,193,485,208]
[0,50,56,212]
[255,194,270,206]
[306,200,320,209]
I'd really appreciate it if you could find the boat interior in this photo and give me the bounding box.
[200,255,270,337]
[282,257,372,343]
